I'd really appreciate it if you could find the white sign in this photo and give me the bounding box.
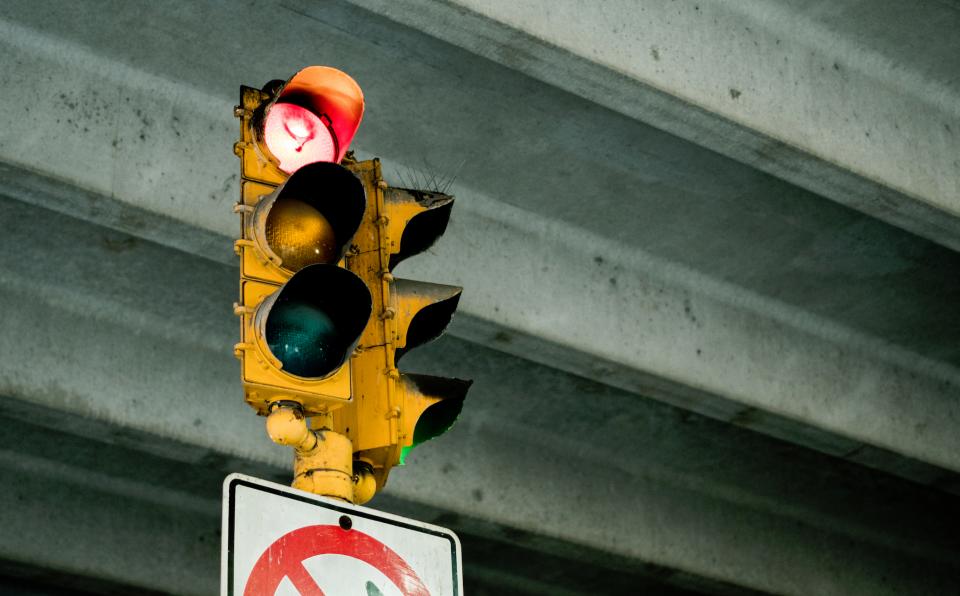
[222,474,463,596]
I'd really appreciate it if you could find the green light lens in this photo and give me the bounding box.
[266,302,345,377]
[399,398,464,465]
[262,264,372,379]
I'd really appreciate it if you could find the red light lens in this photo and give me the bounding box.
[264,103,336,173]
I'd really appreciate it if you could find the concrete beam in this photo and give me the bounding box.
[348,0,960,250]
[0,431,221,595]
[0,0,958,508]
[0,195,958,594]
[5,150,960,489]
[0,413,717,596]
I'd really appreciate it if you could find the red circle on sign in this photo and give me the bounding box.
[244,524,430,596]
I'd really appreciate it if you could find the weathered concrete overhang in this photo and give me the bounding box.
[1,0,958,483]
[1,192,958,594]
[0,1,958,593]
[351,0,960,250]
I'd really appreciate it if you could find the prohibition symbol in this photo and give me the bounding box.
[225,475,461,596]
[244,525,430,596]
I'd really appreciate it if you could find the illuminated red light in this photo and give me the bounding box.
[264,103,336,174]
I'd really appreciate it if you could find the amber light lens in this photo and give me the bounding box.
[264,103,336,173]
[265,197,338,272]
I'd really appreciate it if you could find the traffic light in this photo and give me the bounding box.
[233,66,470,504]
[234,67,369,413]
[330,162,472,495]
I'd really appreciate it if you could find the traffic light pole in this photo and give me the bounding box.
[265,403,375,504]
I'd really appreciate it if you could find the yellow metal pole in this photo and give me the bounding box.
[265,403,354,502]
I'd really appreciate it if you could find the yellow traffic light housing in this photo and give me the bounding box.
[235,161,370,413]
[234,67,470,504]
[330,160,472,494]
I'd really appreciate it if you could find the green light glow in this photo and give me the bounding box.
[267,302,343,378]
[399,398,464,465]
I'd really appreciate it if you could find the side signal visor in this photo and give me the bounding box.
[383,187,454,271]
[399,374,472,464]
[391,280,462,363]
